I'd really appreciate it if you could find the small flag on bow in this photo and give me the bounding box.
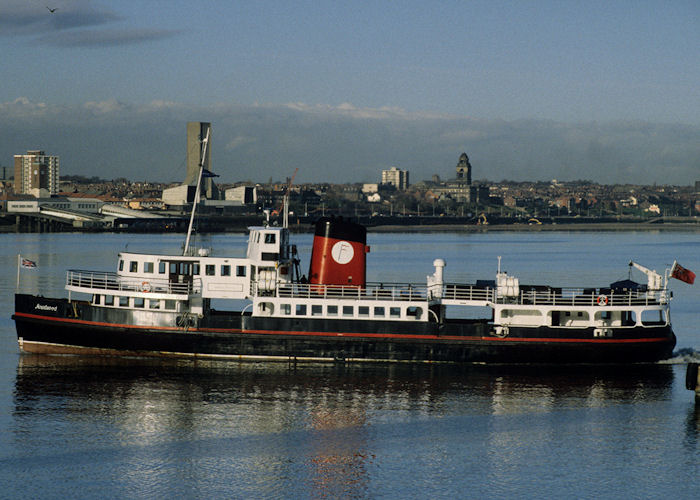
[671,261,695,285]
[21,258,37,269]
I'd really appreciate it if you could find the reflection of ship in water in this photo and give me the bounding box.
[14,355,677,412]
[12,355,684,496]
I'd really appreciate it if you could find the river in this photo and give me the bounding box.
[1,230,699,498]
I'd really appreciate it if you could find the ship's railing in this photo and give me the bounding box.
[66,270,201,296]
[255,281,431,301]
[441,283,497,302]
[252,279,669,307]
[493,286,669,307]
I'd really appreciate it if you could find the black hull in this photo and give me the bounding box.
[13,294,676,364]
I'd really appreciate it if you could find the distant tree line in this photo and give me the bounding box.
[62,175,130,184]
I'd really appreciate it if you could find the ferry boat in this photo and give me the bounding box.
[13,211,685,363]
[12,132,688,363]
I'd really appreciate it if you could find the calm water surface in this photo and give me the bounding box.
[1,230,699,498]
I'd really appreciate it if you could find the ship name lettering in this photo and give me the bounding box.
[35,304,58,312]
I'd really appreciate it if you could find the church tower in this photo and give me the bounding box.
[456,153,472,185]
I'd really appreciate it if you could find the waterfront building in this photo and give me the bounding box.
[6,196,101,213]
[13,150,59,197]
[362,183,379,194]
[225,185,257,205]
[381,167,409,190]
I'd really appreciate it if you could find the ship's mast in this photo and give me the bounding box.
[283,168,298,230]
[183,127,210,256]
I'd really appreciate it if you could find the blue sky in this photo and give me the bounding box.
[1,0,699,183]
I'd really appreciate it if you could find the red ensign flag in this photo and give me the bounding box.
[671,262,695,285]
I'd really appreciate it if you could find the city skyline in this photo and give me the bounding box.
[1,1,698,185]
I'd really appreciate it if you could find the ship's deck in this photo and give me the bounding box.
[65,269,669,309]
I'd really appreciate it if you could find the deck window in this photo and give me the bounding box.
[296,304,307,316]
[119,260,124,271]
[258,302,274,315]
[359,306,370,317]
[130,262,138,273]
[236,265,247,277]
[119,296,129,307]
[549,310,583,327]
[159,262,166,274]
[641,309,666,326]
[134,297,145,308]
[193,263,200,275]
[327,305,338,316]
[149,299,160,310]
[343,305,354,317]
[264,233,276,244]
[92,294,101,305]
[622,311,637,326]
[407,306,423,320]
[205,265,216,276]
[373,306,385,317]
[312,305,323,316]
[104,295,114,306]
[221,265,231,276]
[390,307,401,318]
[164,300,176,310]
[144,262,154,273]
[281,304,291,315]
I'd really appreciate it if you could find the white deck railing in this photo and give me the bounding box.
[254,280,668,307]
[256,281,431,302]
[66,270,201,296]
[502,287,669,307]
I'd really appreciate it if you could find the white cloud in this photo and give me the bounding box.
[280,101,448,121]
[83,99,128,114]
[226,136,257,150]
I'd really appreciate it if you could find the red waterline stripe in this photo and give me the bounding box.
[13,312,671,344]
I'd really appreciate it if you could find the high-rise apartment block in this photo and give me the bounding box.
[14,150,59,197]
[381,166,409,190]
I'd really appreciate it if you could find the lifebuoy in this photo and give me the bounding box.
[596,295,608,306]
[141,281,152,292]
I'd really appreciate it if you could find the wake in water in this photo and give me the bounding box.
[659,347,700,364]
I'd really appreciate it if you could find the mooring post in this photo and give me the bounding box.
[686,363,700,401]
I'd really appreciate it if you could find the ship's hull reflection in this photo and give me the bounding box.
[12,355,677,498]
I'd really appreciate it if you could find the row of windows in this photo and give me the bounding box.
[252,232,277,244]
[93,294,177,310]
[501,308,667,326]
[271,303,423,320]
[119,260,247,278]
[205,264,247,277]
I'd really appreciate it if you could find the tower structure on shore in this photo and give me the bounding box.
[162,122,220,207]
[185,122,218,200]
[456,153,472,185]
[14,150,59,197]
